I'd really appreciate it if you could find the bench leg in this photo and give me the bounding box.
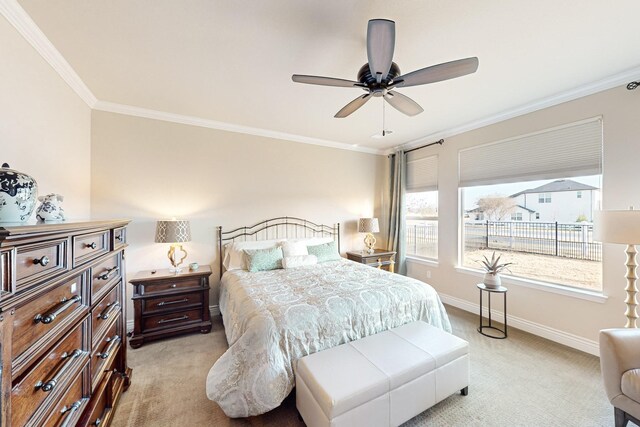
[461,386,469,396]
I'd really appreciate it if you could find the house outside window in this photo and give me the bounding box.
[577,191,582,199]
[538,193,552,203]
[405,152,438,260]
[458,117,603,291]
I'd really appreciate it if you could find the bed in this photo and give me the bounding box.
[205,217,451,418]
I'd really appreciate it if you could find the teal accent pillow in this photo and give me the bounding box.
[243,247,284,272]
[307,241,341,263]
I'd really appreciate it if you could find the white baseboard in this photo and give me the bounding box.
[125,305,220,333]
[439,293,600,356]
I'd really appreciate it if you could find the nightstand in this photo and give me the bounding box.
[129,265,212,348]
[346,249,397,273]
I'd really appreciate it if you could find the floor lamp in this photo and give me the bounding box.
[594,208,640,328]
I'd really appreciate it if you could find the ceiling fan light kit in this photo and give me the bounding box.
[292,19,479,119]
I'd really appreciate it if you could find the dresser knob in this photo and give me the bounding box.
[170,284,177,288]
[86,242,97,249]
[33,255,50,266]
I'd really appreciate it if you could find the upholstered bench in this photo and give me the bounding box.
[296,321,469,427]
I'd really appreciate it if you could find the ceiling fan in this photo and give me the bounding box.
[292,19,479,118]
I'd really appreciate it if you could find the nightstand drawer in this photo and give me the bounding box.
[140,277,202,295]
[142,291,203,314]
[142,309,202,332]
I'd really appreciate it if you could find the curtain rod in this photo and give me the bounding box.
[403,139,444,154]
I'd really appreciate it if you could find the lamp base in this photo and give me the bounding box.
[168,244,188,273]
[364,233,376,254]
[624,244,638,328]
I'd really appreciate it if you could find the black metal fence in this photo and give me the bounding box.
[406,220,602,261]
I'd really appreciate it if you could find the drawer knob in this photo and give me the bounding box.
[60,400,83,427]
[34,295,81,324]
[97,301,121,320]
[33,255,50,266]
[170,284,177,288]
[115,234,123,241]
[38,348,85,392]
[97,335,121,359]
[86,242,97,249]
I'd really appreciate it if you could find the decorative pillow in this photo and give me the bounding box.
[223,239,286,271]
[282,254,318,269]
[306,241,341,263]
[243,247,284,273]
[280,241,309,258]
[288,237,334,246]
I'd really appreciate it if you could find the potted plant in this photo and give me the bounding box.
[478,252,512,289]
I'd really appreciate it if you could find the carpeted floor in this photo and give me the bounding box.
[112,306,615,426]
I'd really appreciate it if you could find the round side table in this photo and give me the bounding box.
[477,283,508,339]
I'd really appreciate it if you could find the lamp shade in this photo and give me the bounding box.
[358,218,380,233]
[593,209,640,244]
[155,220,191,243]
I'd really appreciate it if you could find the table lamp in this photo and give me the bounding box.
[155,219,192,273]
[358,218,380,254]
[594,208,640,328]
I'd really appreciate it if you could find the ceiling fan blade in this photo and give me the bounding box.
[383,91,424,116]
[367,19,395,84]
[335,94,372,118]
[292,74,363,88]
[394,57,479,88]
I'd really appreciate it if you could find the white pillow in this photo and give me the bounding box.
[288,236,335,246]
[282,255,318,269]
[223,239,286,271]
[280,241,309,258]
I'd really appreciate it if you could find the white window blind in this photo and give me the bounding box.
[406,152,438,192]
[459,117,602,187]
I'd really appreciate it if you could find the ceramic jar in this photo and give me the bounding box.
[483,272,502,289]
[0,163,38,223]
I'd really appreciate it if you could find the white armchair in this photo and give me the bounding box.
[600,329,640,427]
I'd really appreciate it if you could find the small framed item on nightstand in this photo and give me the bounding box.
[128,265,212,348]
[346,249,396,273]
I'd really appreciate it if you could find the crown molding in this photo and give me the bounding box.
[391,64,640,154]
[94,100,383,155]
[0,0,97,107]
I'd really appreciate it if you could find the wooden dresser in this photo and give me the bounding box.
[0,219,131,427]
[129,266,212,348]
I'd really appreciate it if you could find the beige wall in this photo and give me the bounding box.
[90,111,387,318]
[406,84,640,352]
[0,16,91,218]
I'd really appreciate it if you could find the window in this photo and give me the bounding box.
[511,212,523,221]
[459,118,603,291]
[538,193,551,203]
[577,191,582,199]
[405,152,438,260]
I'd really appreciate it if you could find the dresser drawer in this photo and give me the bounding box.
[81,370,111,427]
[91,319,122,390]
[113,227,126,251]
[39,367,88,427]
[140,277,202,296]
[11,318,89,427]
[142,290,203,314]
[91,254,121,304]
[1,247,14,299]
[142,308,202,332]
[16,238,68,291]
[91,283,121,348]
[12,273,88,377]
[73,231,110,268]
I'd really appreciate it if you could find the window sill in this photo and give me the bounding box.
[453,266,607,303]
[406,256,439,267]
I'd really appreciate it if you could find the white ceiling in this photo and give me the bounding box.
[16,0,640,151]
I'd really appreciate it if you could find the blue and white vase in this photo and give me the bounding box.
[0,163,38,223]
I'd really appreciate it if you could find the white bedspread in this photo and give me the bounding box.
[206,259,451,417]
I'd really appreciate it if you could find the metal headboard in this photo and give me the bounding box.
[217,216,340,278]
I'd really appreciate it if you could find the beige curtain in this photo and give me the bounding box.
[387,150,407,275]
